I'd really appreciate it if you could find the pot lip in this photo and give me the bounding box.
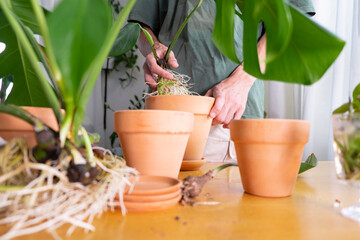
[145,95,215,101]
[231,118,310,124]
[114,109,194,116]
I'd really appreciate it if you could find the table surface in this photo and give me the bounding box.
[4,161,360,240]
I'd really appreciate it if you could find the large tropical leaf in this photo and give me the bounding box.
[109,22,140,57]
[47,0,113,102]
[0,8,50,107]
[0,0,56,107]
[213,0,345,85]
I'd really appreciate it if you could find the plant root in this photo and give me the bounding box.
[0,138,138,240]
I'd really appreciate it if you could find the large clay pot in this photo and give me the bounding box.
[230,119,310,197]
[114,110,194,178]
[0,107,59,147]
[145,95,214,161]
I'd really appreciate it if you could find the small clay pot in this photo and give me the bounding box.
[230,119,310,197]
[0,107,59,147]
[114,110,194,178]
[145,95,214,161]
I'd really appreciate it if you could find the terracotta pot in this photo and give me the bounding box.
[113,110,194,178]
[230,119,310,197]
[0,107,59,147]
[145,95,214,161]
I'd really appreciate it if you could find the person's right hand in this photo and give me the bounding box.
[143,42,179,90]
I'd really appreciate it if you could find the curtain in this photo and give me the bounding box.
[264,0,360,161]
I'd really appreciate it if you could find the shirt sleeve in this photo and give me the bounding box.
[287,0,316,16]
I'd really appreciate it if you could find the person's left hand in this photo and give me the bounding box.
[205,65,256,128]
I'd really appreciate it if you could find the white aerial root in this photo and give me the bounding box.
[0,139,138,240]
[145,69,198,96]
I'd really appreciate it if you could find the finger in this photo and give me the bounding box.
[209,92,225,119]
[146,54,173,79]
[143,63,157,90]
[167,51,179,68]
[205,89,213,97]
[224,108,245,129]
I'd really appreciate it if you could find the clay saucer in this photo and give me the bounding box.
[124,175,182,195]
[123,194,182,213]
[124,189,182,202]
[180,158,206,171]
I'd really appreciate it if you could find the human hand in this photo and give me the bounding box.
[143,42,179,90]
[205,65,256,128]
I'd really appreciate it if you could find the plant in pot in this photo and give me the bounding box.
[212,0,345,197]
[0,0,143,238]
[120,0,215,170]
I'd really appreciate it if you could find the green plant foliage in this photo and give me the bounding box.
[333,83,360,114]
[109,22,140,57]
[299,153,318,174]
[212,0,345,85]
[0,4,52,107]
[47,0,113,101]
[0,75,13,103]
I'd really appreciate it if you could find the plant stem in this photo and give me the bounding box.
[80,127,94,166]
[213,163,238,174]
[165,0,203,62]
[139,25,158,62]
[29,0,62,85]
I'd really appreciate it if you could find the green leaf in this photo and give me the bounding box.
[212,0,240,64]
[299,153,318,174]
[0,75,13,103]
[10,0,44,34]
[213,0,345,85]
[0,7,52,107]
[333,102,350,114]
[109,22,140,57]
[47,0,113,102]
[352,83,360,110]
[252,5,346,84]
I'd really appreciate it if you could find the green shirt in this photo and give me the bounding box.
[128,0,315,119]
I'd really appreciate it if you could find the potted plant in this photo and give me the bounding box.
[0,0,140,238]
[214,0,345,197]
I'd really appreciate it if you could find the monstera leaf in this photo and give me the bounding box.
[212,0,345,85]
[0,0,55,107]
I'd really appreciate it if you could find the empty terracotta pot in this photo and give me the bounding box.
[230,119,310,197]
[114,110,194,178]
[0,107,59,147]
[145,95,214,161]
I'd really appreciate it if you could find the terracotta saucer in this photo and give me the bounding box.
[123,194,182,213]
[180,158,206,171]
[124,175,182,195]
[124,189,182,202]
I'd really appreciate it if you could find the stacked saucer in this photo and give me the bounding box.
[180,158,206,171]
[122,176,182,212]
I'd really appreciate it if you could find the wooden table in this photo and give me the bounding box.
[8,162,360,239]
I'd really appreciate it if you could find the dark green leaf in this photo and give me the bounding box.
[212,0,240,64]
[0,3,57,107]
[213,0,345,85]
[109,22,140,57]
[299,153,318,174]
[47,0,113,101]
[0,75,13,103]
